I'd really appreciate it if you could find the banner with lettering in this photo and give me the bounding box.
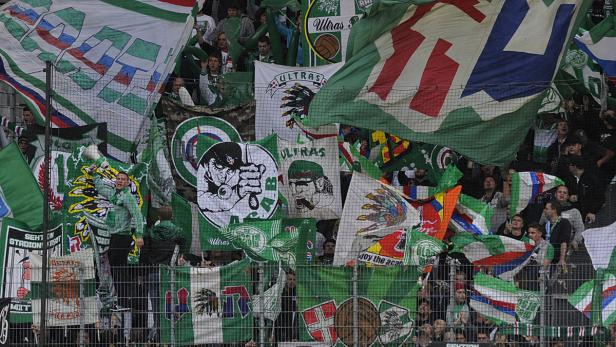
[302,0,372,65]
[254,61,341,142]
[279,137,342,220]
[30,249,97,327]
[0,218,63,323]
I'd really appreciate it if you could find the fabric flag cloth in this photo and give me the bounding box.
[0,298,10,346]
[221,218,316,269]
[254,61,341,142]
[0,0,198,161]
[403,228,445,269]
[582,221,616,271]
[159,259,253,345]
[279,137,343,220]
[0,143,44,229]
[574,16,616,79]
[27,123,108,159]
[302,0,592,166]
[30,249,97,327]
[399,185,437,201]
[297,265,420,346]
[450,194,493,236]
[0,218,63,323]
[470,272,540,325]
[569,271,616,327]
[252,264,286,321]
[409,186,461,240]
[510,171,564,215]
[338,140,384,179]
[333,172,420,266]
[62,146,147,263]
[451,233,535,281]
[139,116,175,208]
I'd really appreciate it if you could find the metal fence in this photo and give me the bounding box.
[3,242,615,347]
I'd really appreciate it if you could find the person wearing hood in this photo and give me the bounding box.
[141,206,185,343]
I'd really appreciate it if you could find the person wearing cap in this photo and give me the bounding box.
[208,1,255,46]
[446,281,469,329]
[565,156,604,224]
[196,142,265,213]
[287,160,334,213]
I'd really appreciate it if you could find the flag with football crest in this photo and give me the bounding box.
[303,0,593,165]
[333,172,420,266]
[61,146,147,264]
[298,265,420,346]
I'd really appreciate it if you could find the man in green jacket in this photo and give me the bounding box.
[92,169,144,309]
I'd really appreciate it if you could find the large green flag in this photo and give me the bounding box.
[221,218,316,268]
[0,143,44,229]
[403,229,446,268]
[302,0,592,165]
[62,147,148,264]
[297,265,420,346]
[160,259,253,345]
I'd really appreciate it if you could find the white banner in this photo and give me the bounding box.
[279,137,343,220]
[255,61,342,142]
[0,0,196,160]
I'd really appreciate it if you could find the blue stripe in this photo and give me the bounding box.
[58,33,76,45]
[469,294,516,317]
[100,55,114,69]
[490,250,533,276]
[452,212,483,235]
[529,172,540,201]
[37,19,53,31]
[79,43,92,53]
[575,40,616,77]
[0,55,78,127]
[602,286,616,310]
[23,9,41,23]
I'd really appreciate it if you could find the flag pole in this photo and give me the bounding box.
[40,59,54,347]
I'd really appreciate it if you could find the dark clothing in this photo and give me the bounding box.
[318,254,334,265]
[108,234,133,307]
[140,220,184,270]
[545,218,571,264]
[565,170,605,217]
[274,287,299,342]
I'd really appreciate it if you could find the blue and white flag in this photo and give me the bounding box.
[574,16,616,80]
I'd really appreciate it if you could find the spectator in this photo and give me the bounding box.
[446,282,470,329]
[557,135,605,179]
[455,329,467,343]
[275,9,303,66]
[417,323,433,347]
[408,168,435,186]
[480,176,509,233]
[318,238,335,265]
[17,135,35,164]
[433,319,446,342]
[498,214,528,241]
[477,327,491,343]
[90,168,144,311]
[528,223,553,268]
[244,36,275,72]
[542,201,571,268]
[444,330,456,342]
[274,270,299,342]
[193,5,216,46]
[198,51,224,106]
[547,120,571,172]
[565,155,605,223]
[197,29,232,72]
[598,109,616,182]
[416,299,433,327]
[540,185,585,248]
[141,206,185,343]
[209,1,255,46]
[169,77,195,107]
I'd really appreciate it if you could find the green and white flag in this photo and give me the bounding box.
[297,265,420,345]
[252,264,286,321]
[279,137,343,220]
[221,218,316,269]
[30,249,97,327]
[403,229,445,268]
[303,0,592,165]
[0,0,197,160]
[62,146,147,263]
[0,143,44,229]
[140,116,175,208]
[160,259,253,345]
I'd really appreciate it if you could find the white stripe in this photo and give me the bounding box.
[469,299,516,324]
[577,32,616,61]
[190,266,222,343]
[473,284,519,305]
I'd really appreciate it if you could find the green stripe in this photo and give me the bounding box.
[100,0,190,23]
[31,278,98,299]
